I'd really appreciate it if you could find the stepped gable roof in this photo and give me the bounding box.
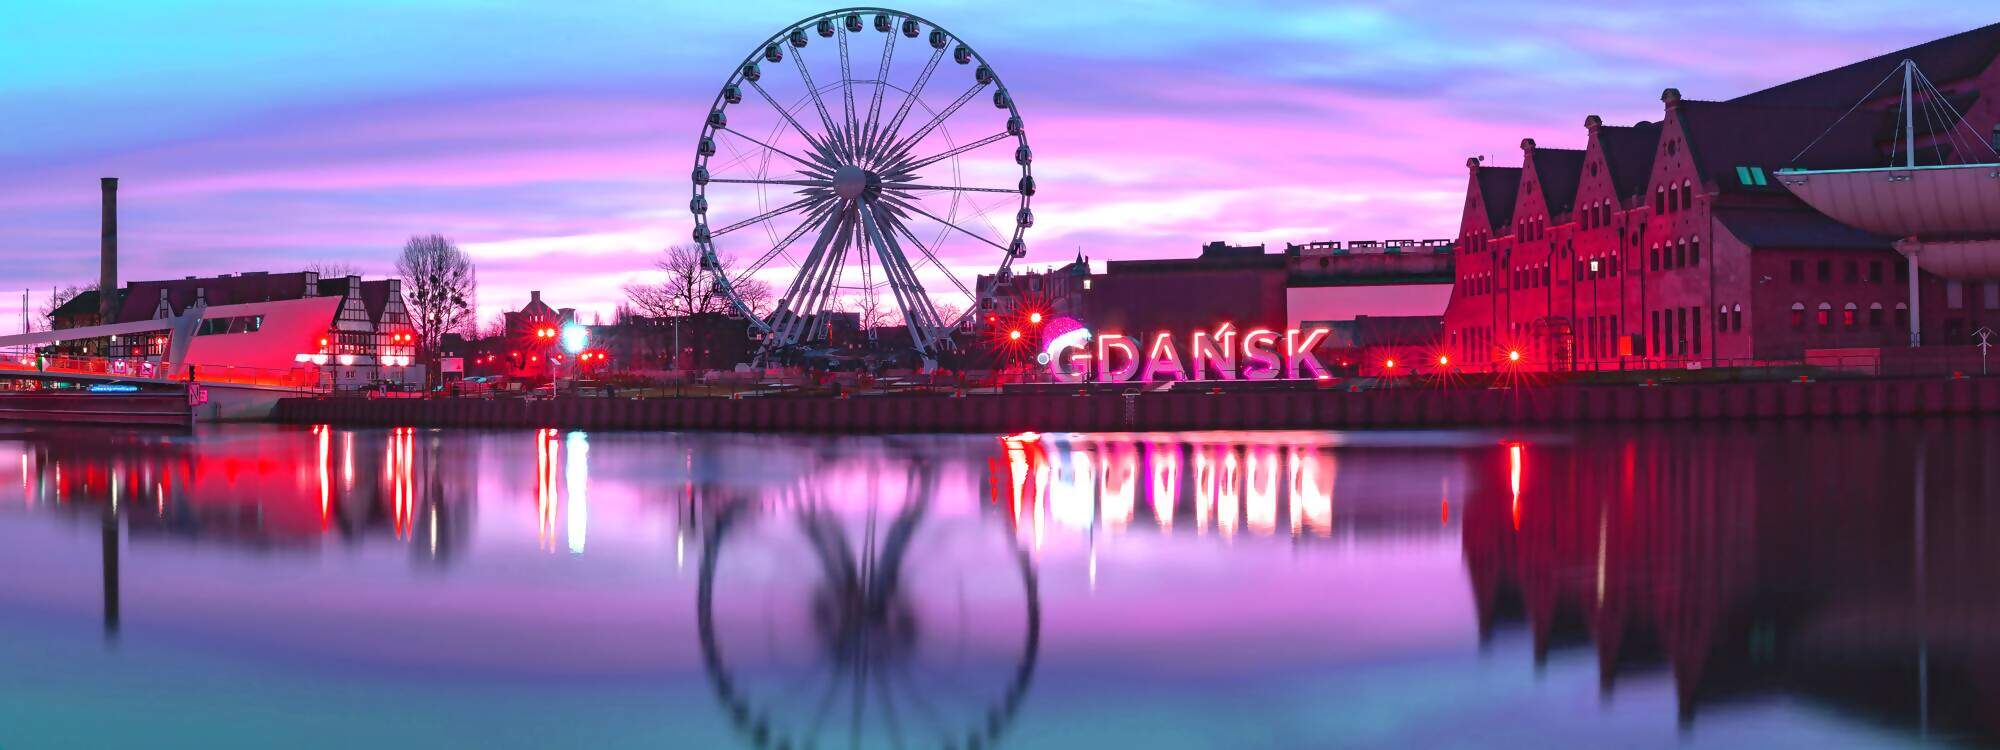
[1676,99,1890,194]
[1475,166,1522,231]
[1596,121,1663,200]
[1529,147,1586,216]
[1733,23,2000,107]
[1715,207,1894,250]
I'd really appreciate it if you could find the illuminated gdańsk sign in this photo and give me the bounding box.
[1044,323,1332,383]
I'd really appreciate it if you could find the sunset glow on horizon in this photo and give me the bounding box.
[1,2,1989,323]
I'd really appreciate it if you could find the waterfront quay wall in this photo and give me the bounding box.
[272,377,2000,433]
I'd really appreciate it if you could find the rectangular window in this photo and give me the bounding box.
[1817,260,1832,283]
[1676,308,1688,355]
[1692,308,1702,355]
[1844,260,1859,283]
[1651,311,1661,356]
[1984,282,1999,310]
[1750,167,1768,186]
[1896,261,1909,283]
[1869,260,1883,284]
[1735,166,1754,185]
[1791,259,1806,283]
[1870,306,1884,327]
[1947,281,1965,309]
[195,315,264,336]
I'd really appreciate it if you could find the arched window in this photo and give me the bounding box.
[1675,238,1688,268]
[1732,304,1744,332]
[1895,302,1910,329]
[1681,179,1694,208]
[1791,302,1806,329]
[1842,302,1858,327]
[1869,302,1884,327]
[1817,302,1832,327]
[1668,185,1680,212]
[1650,244,1661,271]
[1655,186,1666,213]
[1690,237,1701,266]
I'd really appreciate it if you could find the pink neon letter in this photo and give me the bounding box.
[1096,334,1141,382]
[1240,329,1280,379]
[1140,331,1189,382]
[1285,327,1332,379]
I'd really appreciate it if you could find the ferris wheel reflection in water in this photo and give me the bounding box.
[696,452,1040,750]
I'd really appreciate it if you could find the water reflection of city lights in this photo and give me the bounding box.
[992,432,1391,545]
[536,428,560,550]
[1509,443,1524,531]
[565,431,589,555]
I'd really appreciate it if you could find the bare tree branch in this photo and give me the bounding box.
[622,245,773,319]
[395,234,477,359]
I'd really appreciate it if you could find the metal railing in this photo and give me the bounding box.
[0,355,324,392]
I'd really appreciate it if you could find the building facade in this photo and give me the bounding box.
[1444,22,2000,371]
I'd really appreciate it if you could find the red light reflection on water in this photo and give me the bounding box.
[993,432,1352,543]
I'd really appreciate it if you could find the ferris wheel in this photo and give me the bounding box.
[691,7,1035,366]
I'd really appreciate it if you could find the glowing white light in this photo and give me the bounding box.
[337,354,355,366]
[560,323,589,355]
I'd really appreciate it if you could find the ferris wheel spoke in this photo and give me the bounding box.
[890,217,975,301]
[707,177,832,188]
[883,82,989,165]
[837,29,861,153]
[862,25,896,155]
[890,131,1014,176]
[873,45,946,162]
[790,50,848,162]
[717,126,830,174]
[742,203,835,279]
[747,78,830,155]
[710,196,822,239]
[890,183,1020,195]
[885,197,1011,253]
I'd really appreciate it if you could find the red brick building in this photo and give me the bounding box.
[1445,23,2000,371]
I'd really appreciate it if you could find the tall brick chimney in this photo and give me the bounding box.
[99,177,117,323]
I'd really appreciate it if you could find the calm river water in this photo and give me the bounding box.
[0,419,1995,749]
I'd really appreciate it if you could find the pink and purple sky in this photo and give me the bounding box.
[1,2,1991,325]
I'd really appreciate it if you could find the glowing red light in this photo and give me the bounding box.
[1438,355,1449,366]
[1507,350,1522,362]
[1384,359,1396,369]
[1029,311,1044,325]
[1008,329,1022,341]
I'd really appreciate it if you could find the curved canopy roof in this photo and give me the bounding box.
[1777,164,2000,238]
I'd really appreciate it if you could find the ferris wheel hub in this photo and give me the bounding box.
[832,164,880,201]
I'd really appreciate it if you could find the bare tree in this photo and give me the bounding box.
[37,284,96,331]
[934,301,965,329]
[303,261,363,279]
[623,245,772,319]
[395,234,477,358]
